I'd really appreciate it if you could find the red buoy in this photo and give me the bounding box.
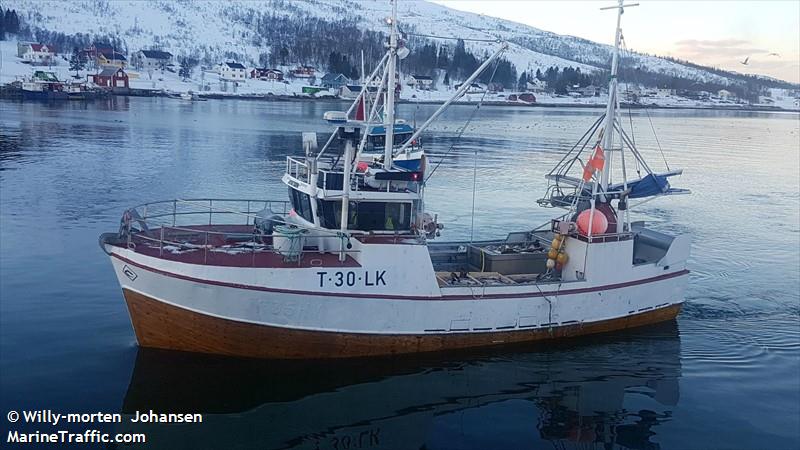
[576,209,608,235]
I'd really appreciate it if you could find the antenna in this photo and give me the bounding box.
[600,2,639,10]
[383,0,398,170]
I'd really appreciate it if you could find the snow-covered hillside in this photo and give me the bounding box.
[2,0,764,87]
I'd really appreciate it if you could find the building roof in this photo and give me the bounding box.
[225,62,246,69]
[411,74,433,81]
[140,50,173,60]
[322,73,349,81]
[252,67,283,73]
[99,50,127,61]
[97,67,124,77]
[30,43,56,53]
[345,85,378,93]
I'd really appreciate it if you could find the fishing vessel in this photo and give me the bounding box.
[21,71,68,100]
[100,0,690,359]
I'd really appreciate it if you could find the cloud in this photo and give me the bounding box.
[674,38,768,58]
[668,37,799,83]
[675,39,751,48]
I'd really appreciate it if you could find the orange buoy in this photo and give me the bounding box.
[547,248,558,259]
[556,252,569,264]
[576,209,608,235]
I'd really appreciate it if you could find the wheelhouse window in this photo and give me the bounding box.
[318,201,411,231]
[368,132,413,150]
[288,187,314,223]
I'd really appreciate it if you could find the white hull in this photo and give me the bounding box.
[109,244,687,337]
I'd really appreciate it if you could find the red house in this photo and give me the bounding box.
[250,68,284,81]
[291,66,315,78]
[92,67,129,89]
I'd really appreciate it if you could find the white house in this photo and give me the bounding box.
[717,89,734,100]
[408,74,434,90]
[132,50,173,69]
[320,73,350,89]
[20,43,57,66]
[656,88,676,97]
[219,62,247,81]
[454,82,486,94]
[526,78,547,93]
[757,95,775,105]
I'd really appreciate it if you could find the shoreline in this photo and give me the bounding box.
[1,85,797,113]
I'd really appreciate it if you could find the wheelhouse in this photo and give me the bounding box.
[283,121,426,237]
[364,123,415,152]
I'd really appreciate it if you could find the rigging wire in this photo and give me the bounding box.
[423,63,502,183]
[403,30,502,43]
[469,58,502,242]
[620,34,671,171]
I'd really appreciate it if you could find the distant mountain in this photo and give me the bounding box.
[3,0,796,96]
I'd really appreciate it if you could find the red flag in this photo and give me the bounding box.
[582,145,605,181]
[354,95,365,121]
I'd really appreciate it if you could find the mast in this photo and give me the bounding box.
[599,0,628,191]
[588,0,637,238]
[383,0,398,170]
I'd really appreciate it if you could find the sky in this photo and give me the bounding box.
[433,0,800,84]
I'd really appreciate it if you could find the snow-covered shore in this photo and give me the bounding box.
[2,40,798,111]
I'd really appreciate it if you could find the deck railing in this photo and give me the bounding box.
[286,157,310,185]
[117,198,359,266]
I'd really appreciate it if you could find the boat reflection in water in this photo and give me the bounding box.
[115,322,681,450]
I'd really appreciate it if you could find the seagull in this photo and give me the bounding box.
[740,56,749,65]
[768,52,780,57]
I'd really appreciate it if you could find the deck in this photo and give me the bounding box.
[118,225,360,268]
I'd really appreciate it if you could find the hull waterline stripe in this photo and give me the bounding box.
[111,253,689,301]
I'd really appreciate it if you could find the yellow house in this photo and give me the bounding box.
[97,50,127,68]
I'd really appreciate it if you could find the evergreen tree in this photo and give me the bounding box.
[258,52,269,68]
[535,68,543,80]
[278,47,289,66]
[0,7,5,41]
[4,9,19,34]
[179,57,192,81]
[68,47,86,78]
[443,71,450,86]
[517,71,527,91]
[437,45,449,69]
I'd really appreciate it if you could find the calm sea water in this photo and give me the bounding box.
[1,97,798,450]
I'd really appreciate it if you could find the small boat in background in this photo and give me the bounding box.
[179,90,206,101]
[21,71,67,100]
[360,123,424,171]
